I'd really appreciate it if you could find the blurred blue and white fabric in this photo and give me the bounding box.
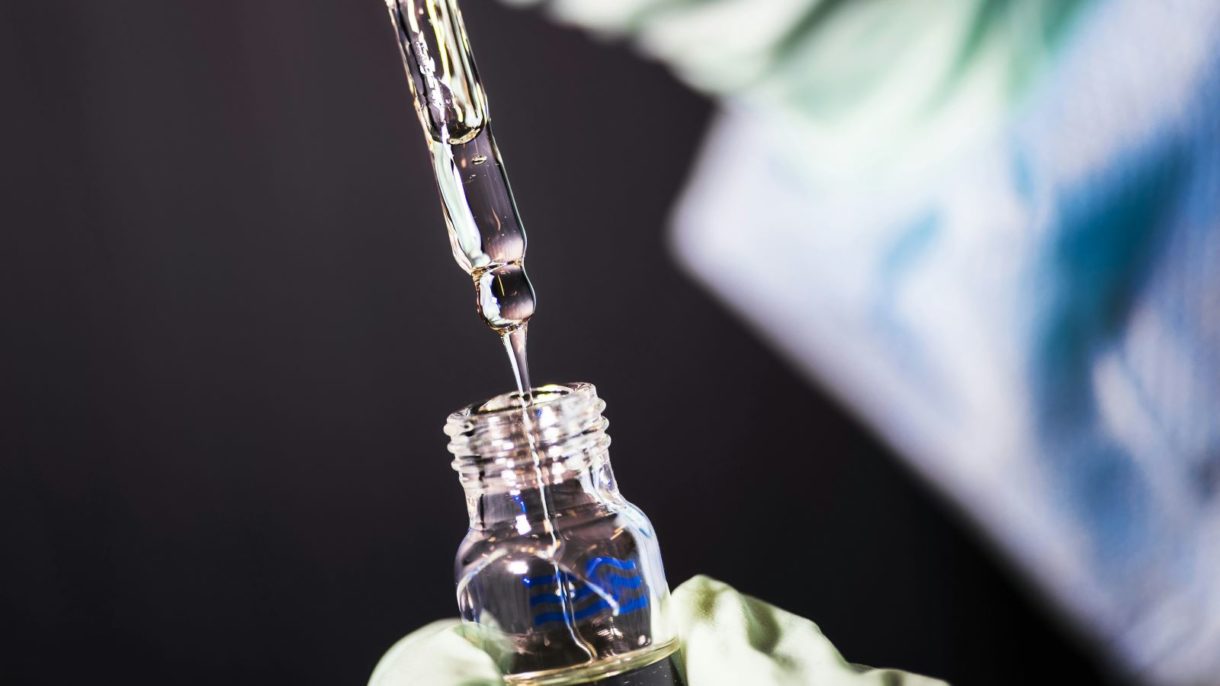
[510,0,1220,682]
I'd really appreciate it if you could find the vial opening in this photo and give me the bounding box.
[475,383,572,413]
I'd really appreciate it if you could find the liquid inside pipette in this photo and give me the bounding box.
[386,0,538,398]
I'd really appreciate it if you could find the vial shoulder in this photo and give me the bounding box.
[456,506,657,576]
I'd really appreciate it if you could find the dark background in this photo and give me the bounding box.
[0,2,1120,684]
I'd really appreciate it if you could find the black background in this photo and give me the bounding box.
[1,2,1119,684]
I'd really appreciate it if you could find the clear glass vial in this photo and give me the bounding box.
[445,383,682,686]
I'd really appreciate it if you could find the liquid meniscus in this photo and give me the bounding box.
[506,651,684,686]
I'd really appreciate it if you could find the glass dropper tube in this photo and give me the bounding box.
[385,0,537,393]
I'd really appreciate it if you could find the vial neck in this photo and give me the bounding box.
[463,454,621,530]
[447,383,618,531]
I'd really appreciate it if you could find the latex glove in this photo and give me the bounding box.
[369,575,945,686]
[503,0,1086,182]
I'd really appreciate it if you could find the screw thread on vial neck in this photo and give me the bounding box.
[445,383,611,492]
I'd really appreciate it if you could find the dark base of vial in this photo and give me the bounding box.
[581,654,684,686]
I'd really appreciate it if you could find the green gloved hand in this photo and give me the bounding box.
[369,575,946,686]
